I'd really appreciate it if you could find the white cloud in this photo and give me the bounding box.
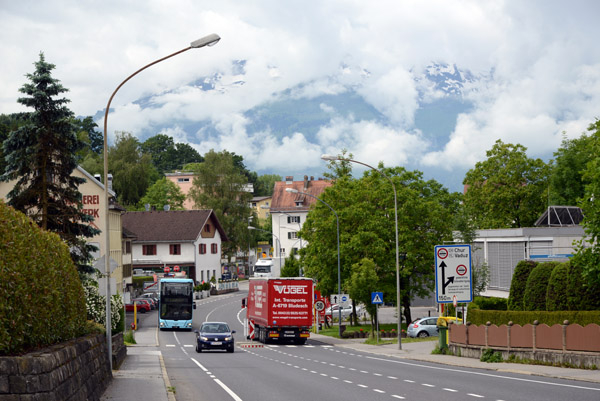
[2,0,600,192]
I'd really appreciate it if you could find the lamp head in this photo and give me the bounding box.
[286,188,299,194]
[321,154,339,161]
[191,33,221,48]
[248,226,256,230]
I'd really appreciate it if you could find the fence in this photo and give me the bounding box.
[448,321,600,368]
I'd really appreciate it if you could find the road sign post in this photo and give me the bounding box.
[371,292,383,343]
[434,245,472,304]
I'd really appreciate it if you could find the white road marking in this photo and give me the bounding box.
[391,395,406,399]
[404,379,415,383]
[422,383,435,387]
[468,394,484,398]
[365,355,600,392]
[373,389,385,393]
[443,388,458,392]
[358,384,368,388]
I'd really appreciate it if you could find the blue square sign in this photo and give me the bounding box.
[371,292,383,304]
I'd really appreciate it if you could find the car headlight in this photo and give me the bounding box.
[200,336,209,341]
[225,336,232,341]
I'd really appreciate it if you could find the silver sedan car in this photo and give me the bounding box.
[406,317,439,338]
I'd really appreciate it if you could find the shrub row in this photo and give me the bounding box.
[467,309,600,326]
[0,201,88,355]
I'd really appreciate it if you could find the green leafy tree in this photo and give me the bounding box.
[463,140,550,229]
[280,249,301,277]
[139,177,186,211]
[507,260,537,310]
[0,113,29,175]
[301,158,457,325]
[254,174,282,196]
[141,134,179,174]
[0,53,99,273]
[523,262,557,311]
[74,116,103,159]
[175,142,203,167]
[188,150,253,258]
[546,262,569,311]
[345,258,380,332]
[549,129,597,206]
[573,120,600,287]
[109,131,159,208]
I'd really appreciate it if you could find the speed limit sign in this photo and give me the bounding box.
[315,300,325,311]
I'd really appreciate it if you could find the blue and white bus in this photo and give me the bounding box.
[158,278,196,330]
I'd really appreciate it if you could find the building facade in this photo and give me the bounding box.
[121,209,228,284]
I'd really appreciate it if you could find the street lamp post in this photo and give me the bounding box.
[321,154,403,349]
[102,34,220,369]
[286,188,342,337]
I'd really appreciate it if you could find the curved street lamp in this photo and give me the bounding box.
[286,187,343,337]
[321,154,403,349]
[102,34,220,368]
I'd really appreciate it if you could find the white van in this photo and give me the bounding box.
[254,259,273,278]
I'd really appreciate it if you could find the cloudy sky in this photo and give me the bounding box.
[1,0,599,191]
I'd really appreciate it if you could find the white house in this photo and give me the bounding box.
[121,209,228,284]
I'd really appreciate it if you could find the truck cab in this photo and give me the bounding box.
[254,258,273,277]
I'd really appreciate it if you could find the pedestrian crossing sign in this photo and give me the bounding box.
[371,292,383,304]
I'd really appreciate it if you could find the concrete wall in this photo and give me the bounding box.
[0,334,113,401]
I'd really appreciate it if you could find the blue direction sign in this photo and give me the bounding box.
[371,292,383,305]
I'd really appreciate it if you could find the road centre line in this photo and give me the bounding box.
[364,355,600,392]
[191,358,243,401]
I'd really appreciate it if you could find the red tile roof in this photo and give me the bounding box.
[122,210,228,242]
[270,177,332,212]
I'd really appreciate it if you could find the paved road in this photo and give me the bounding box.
[150,286,600,401]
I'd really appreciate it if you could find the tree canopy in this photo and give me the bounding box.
[463,140,549,229]
[188,150,254,258]
[139,177,186,211]
[0,53,99,273]
[140,134,203,174]
[300,159,457,324]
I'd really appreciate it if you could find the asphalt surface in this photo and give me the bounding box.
[101,291,600,401]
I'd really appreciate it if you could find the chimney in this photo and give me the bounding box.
[94,174,101,182]
[285,176,293,184]
[304,175,308,190]
[107,174,113,191]
[310,176,314,181]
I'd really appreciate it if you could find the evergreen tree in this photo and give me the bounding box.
[1,53,99,273]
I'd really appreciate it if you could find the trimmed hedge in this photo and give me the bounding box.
[471,296,507,310]
[546,262,569,311]
[507,260,536,311]
[567,257,600,310]
[523,262,558,311]
[0,201,88,355]
[467,309,600,326]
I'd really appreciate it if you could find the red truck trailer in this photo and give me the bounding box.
[245,277,314,344]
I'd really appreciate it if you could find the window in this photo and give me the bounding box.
[295,201,303,207]
[125,241,131,254]
[142,245,156,255]
[287,216,300,224]
[199,244,206,254]
[211,243,218,254]
[288,232,298,239]
[204,224,211,233]
[169,244,181,255]
[201,271,204,282]
[280,248,286,256]
[177,178,190,182]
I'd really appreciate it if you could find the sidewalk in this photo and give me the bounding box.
[100,324,173,401]
[311,333,600,384]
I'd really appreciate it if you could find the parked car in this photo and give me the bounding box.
[133,298,154,310]
[407,317,440,338]
[195,322,235,353]
[325,304,363,319]
[125,300,151,313]
[138,292,158,306]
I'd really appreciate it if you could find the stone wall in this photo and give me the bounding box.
[0,333,112,401]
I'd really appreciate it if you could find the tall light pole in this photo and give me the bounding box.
[286,188,342,337]
[102,33,220,368]
[321,154,403,349]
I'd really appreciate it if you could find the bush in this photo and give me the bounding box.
[546,262,569,311]
[472,296,507,310]
[567,257,600,310]
[508,260,536,310]
[467,309,600,326]
[0,201,87,355]
[523,262,558,311]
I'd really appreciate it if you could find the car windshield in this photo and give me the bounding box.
[202,324,230,333]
